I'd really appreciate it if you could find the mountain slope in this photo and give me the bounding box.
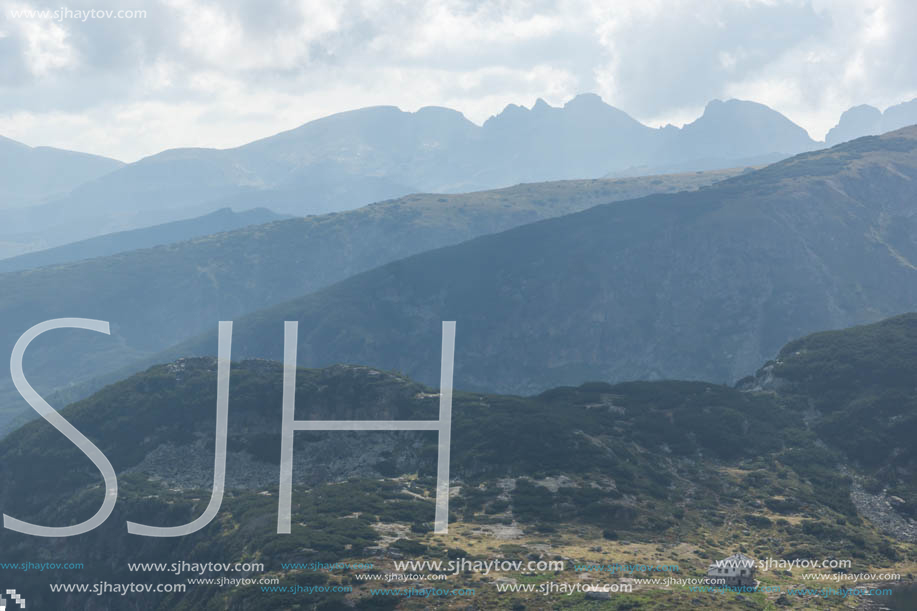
[0,317,913,609]
[0,169,743,434]
[0,207,285,273]
[173,127,917,395]
[738,313,917,541]
[742,313,917,478]
[0,135,123,208]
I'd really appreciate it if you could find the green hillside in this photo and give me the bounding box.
[741,313,917,513]
[0,315,915,609]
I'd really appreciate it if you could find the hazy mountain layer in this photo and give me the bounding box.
[172,127,917,395]
[0,95,817,255]
[826,98,917,146]
[0,135,123,208]
[0,169,742,434]
[0,207,284,272]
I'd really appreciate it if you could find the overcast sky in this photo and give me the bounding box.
[0,0,914,162]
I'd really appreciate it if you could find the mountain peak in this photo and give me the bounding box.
[882,97,917,128]
[825,104,882,146]
[826,98,917,146]
[414,105,469,119]
[673,98,815,158]
[563,92,607,110]
[701,98,781,117]
[532,97,552,111]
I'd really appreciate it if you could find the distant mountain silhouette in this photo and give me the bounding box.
[0,135,123,207]
[826,98,917,146]
[0,95,820,256]
[657,99,817,164]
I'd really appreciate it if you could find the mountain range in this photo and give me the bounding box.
[2,91,917,610]
[0,126,915,438]
[3,95,913,262]
[0,168,744,434]
[0,95,823,258]
[169,126,917,395]
[2,127,916,436]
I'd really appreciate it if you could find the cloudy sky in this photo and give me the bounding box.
[0,0,914,162]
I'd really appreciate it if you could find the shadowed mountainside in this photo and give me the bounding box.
[0,169,744,434]
[170,127,917,395]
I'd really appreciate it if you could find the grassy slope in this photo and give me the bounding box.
[2,313,916,609]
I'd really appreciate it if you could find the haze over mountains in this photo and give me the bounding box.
[0,169,744,434]
[0,135,123,208]
[2,86,917,609]
[826,98,917,146]
[5,0,917,604]
[0,95,821,258]
[0,207,284,273]
[2,94,913,263]
[172,127,917,395]
[0,99,914,434]
[2,126,917,434]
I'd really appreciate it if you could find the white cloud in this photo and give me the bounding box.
[5,2,78,75]
[0,0,914,160]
